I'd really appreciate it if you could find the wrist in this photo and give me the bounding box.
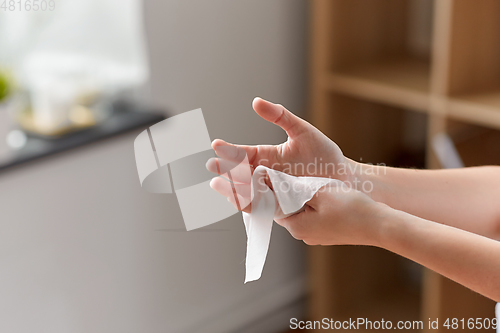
[344,159,389,204]
[350,201,395,247]
[372,204,411,250]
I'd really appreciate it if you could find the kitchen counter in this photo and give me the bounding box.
[0,106,165,172]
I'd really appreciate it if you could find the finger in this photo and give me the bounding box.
[212,139,257,164]
[212,139,279,168]
[206,158,273,188]
[275,205,314,240]
[252,97,310,138]
[303,193,320,210]
[228,193,252,213]
[210,177,252,212]
[306,182,347,210]
[206,157,253,184]
[209,176,251,199]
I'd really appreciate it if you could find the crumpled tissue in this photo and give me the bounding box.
[243,165,343,283]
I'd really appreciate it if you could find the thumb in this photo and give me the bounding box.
[252,97,310,138]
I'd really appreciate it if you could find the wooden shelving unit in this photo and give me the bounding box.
[308,0,499,332]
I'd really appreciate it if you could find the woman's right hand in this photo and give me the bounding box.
[209,97,353,179]
[206,97,358,212]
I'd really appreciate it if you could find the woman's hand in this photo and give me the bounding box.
[208,97,354,181]
[207,97,360,212]
[276,184,389,247]
[280,183,500,302]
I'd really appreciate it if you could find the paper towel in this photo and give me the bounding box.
[243,166,344,283]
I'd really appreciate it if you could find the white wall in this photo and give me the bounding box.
[143,0,308,144]
[0,1,309,333]
[141,1,309,331]
[0,132,306,333]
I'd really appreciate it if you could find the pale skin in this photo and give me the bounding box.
[207,97,500,302]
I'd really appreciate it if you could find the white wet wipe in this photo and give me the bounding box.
[243,166,344,283]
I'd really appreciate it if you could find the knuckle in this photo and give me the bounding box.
[303,239,316,246]
[288,224,307,240]
[289,232,304,241]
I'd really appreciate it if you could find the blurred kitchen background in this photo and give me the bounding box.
[0,1,308,333]
[1,0,499,332]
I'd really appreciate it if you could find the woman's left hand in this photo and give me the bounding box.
[277,184,390,247]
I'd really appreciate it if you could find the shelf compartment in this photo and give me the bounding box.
[446,119,500,167]
[446,0,500,96]
[325,58,431,112]
[443,0,500,131]
[321,0,434,111]
[326,0,434,70]
[309,246,422,333]
[323,93,427,166]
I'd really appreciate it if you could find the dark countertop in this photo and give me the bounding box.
[0,106,166,172]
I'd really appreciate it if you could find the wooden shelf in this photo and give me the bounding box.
[450,121,500,167]
[325,58,431,112]
[309,1,499,332]
[448,90,500,130]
